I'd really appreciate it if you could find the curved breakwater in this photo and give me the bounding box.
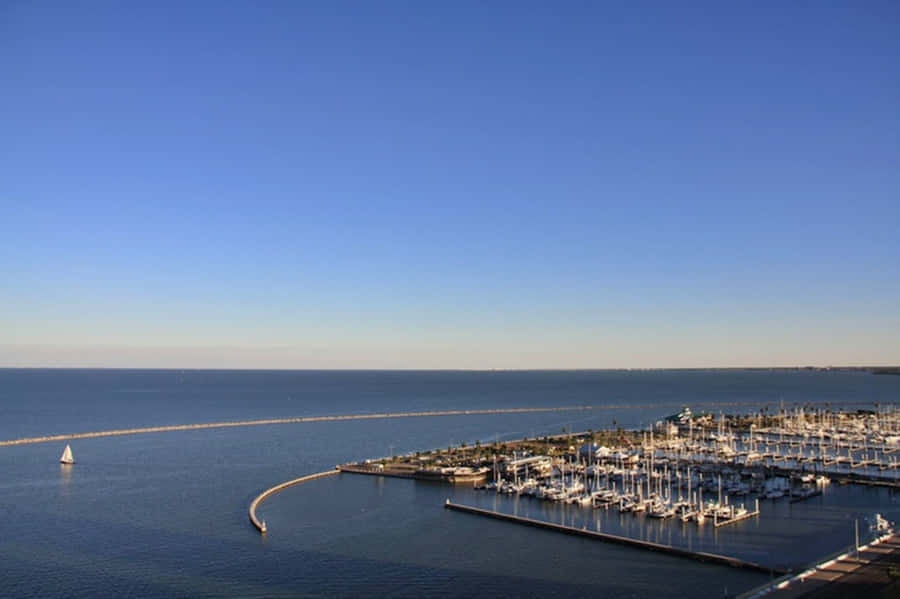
[249,469,341,532]
[0,405,595,447]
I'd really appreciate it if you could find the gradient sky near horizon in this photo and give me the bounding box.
[2,2,899,369]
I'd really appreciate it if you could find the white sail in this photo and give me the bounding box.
[60,444,74,464]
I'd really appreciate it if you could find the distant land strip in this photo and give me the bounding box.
[0,406,596,447]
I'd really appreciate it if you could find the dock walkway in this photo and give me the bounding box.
[739,533,898,598]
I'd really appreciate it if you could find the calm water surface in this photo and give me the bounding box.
[1,369,898,597]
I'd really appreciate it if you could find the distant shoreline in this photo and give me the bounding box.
[1,366,898,373]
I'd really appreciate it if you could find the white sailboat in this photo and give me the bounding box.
[60,444,75,464]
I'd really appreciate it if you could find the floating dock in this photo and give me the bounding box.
[713,501,761,528]
[444,500,785,575]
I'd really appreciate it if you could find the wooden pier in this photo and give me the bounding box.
[444,500,785,575]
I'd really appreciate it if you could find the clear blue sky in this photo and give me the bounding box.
[2,2,898,368]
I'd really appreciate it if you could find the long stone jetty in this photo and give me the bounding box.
[0,405,595,447]
[7,397,868,449]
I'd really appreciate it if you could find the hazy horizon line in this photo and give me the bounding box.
[2,364,896,372]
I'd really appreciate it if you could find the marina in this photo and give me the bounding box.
[330,404,899,586]
[6,0,899,595]
[454,406,900,526]
[338,406,900,533]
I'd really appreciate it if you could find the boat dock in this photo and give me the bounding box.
[248,468,340,534]
[714,500,761,528]
[444,500,785,575]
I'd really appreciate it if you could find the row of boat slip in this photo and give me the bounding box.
[578,446,900,478]
[475,479,758,524]
[488,453,835,494]
[611,437,900,484]
[477,459,775,520]
[644,434,900,461]
[476,445,849,522]
[685,413,900,456]
[481,475,822,503]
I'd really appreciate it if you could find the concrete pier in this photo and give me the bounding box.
[444,500,785,575]
[248,469,340,533]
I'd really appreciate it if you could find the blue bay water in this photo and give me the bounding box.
[1,369,898,597]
